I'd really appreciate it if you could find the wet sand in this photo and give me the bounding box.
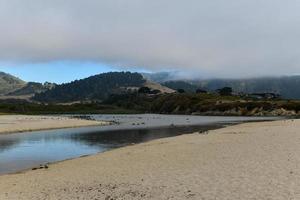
[0,115,108,134]
[0,119,299,199]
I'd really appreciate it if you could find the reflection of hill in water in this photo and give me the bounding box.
[68,124,222,147]
[0,139,20,153]
[0,125,222,154]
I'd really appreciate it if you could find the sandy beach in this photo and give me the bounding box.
[0,115,108,134]
[0,119,299,199]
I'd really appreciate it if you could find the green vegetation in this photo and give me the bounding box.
[105,92,300,116]
[217,87,233,96]
[1,93,300,116]
[0,100,141,115]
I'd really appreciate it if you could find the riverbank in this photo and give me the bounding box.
[0,115,108,134]
[0,119,299,199]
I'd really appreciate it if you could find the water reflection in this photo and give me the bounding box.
[0,139,20,153]
[69,124,220,146]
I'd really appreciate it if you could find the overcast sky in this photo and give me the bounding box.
[0,0,300,82]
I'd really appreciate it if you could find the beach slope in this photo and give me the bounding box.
[0,120,299,199]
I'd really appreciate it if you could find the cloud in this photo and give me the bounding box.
[0,0,300,77]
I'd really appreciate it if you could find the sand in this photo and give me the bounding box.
[0,115,108,134]
[0,119,299,199]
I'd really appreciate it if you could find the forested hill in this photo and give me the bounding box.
[33,72,146,103]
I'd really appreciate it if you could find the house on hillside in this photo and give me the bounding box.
[196,89,208,94]
[248,93,280,100]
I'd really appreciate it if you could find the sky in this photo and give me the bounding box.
[0,62,119,83]
[0,0,300,83]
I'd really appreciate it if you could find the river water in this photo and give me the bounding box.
[0,114,277,175]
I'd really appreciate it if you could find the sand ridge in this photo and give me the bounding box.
[0,115,108,134]
[0,119,299,199]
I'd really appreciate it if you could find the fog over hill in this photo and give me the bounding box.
[194,76,300,99]
[145,72,300,99]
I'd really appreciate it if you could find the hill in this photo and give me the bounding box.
[144,81,175,94]
[33,72,147,103]
[8,82,56,96]
[147,72,300,99]
[141,72,179,83]
[162,81,199,93]
[194,76,300,99]
[0,72,26,95]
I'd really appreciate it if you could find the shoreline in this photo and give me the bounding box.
[0,115,109,135]
[1,124,227,177]
[0,122,229,176]
[0,119,299,199]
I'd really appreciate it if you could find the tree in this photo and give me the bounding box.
[196,89,207,94]
[150,89,161,94]
[217,87,233,96]
[138,86,151,94]
[177,89,185,93]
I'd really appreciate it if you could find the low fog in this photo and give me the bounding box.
[0,0,300,78]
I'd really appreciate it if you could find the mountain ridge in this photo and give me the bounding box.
[0,72,27,95]
[8,82,56,96]
[3,70,300,101]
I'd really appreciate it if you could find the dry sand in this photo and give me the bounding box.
[0,115,108,134]
[0,119,300,199]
